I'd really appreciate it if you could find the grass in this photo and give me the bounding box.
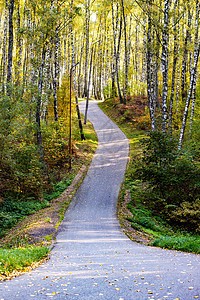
[99,98,200,254]
[0,246,49,277]
[152,235,200,254]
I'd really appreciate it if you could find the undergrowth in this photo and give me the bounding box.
[0,177,73,239]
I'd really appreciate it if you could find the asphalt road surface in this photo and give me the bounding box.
[0,101,199,300]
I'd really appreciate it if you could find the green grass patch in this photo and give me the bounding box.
[0,246,49,276]
[152,235,200,254]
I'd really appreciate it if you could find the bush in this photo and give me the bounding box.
[169,200,200,233]
[134,130,200,232]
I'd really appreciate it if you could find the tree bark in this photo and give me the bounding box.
[84,45,93,124]
[70,0,85,140]
[122,0,128,104]
[189,0,200,133]
[146,1,155,131]
[6,0,15,93]
[2,6,8,92]
[111,0,123,103]
[181,6,192,103]
[168,0,179,131]
[82,0,90,98]
[178,37,200,150]
[161,0,170,132]
[53,28,59,122]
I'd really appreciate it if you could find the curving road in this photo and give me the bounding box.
[0,101,199,299]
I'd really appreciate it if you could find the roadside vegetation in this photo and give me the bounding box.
[99,98,200,254]
[0,246,49,280]
[0,116,97,279]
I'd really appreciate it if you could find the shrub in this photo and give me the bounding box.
[134,130,200,232]
[169,200,200,233]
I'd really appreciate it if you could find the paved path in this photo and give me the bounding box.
[0,101,199,300]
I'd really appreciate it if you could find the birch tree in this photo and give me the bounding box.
[161,0,170,132]
[6,0,14,93]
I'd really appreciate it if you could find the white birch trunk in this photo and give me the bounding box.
[83,0,90,98]
[161,0,170,132]
[168,0,178,131]
[146,3,155,131]
[122,0,128,104]
[189,0,200,132]
[178,37,200,150]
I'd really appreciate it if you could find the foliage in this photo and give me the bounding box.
[127,201,171,236]
[133,131,200,233]
[42,121,70,170]
[44,177,73,202]
[0,246,49,276]
[0,90,44,199]
[0,198,51,238]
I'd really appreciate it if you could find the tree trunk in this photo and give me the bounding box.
[71,0,85,140]
[16,5,22,84]
[168,0,178,131]
[161,0,170,132]
[146,2,155,131]
[78,34,84,98]
[82,0,90,98]
[189,0,200,133]
[122,0,128,104]
[181,6,192,103]
[84,45,93,124]
[53,28,59,122]
[178,37,200,150]
[7,0,15,93]
[36,47,48,174]
[2,6,8,92]
[111,0,123,103]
